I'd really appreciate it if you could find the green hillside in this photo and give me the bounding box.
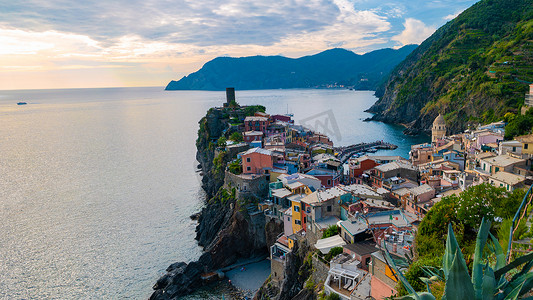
[368,0,533,135]
[165,45,417,91]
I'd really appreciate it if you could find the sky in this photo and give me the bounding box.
[0,0,479,90]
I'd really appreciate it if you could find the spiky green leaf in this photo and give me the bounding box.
[482,263,496,300]
[489,233,506,270]
[504,272,533,298]
[473,218,491,300]
[495,252,533,280]
[381,240,418,299]
[442,248,475,300]
[503,281,524,300]
[443,223,465,280]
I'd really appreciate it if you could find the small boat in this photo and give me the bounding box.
[17,102,27,105]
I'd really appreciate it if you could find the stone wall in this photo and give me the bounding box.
[311,255,329,284]
[224,171,269,200]
[271,259,286,283]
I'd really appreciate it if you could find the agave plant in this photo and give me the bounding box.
[383,218,533,300]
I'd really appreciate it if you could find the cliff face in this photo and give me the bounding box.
[151,196,273,299]
[368,0,533,135]
[151,107,283,299]
[195,108,228,198]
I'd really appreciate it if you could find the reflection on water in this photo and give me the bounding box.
[0,87,428,298]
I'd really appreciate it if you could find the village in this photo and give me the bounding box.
[210,86,533,300]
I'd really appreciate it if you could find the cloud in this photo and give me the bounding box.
[0,0,479,89]
[443,8,467,21]
[392,18,436,46]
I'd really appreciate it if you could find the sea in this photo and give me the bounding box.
[0,87,429,299]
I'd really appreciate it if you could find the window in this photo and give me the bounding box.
[327,205,332,212]
[295,220,301,225]
[246,157,251,163]
[246,166,251,171]
[288,217,291,221]
[294,205,300,212]
[327,179,331,186]
[525,144,529,150]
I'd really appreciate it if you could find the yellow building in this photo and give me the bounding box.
[288,194,305,234]
[432,114,446,143]
[516,134,533,155]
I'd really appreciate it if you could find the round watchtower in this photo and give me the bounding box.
[432,114,446,143]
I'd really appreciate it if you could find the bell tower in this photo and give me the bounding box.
[432,114,446,143]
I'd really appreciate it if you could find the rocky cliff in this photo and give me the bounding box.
[195,108,228,198]
[150,107,283,299]
[368,0,533,135]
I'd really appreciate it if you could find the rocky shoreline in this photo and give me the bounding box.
[150,105,283,299]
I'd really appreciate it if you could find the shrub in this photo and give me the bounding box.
[322,225,340,239]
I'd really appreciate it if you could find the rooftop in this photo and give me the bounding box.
[374,160,417,173]
[288,193,306,203]
[516,134,533,143]
[481,154,525,167]
[409,184,434,196]
[244,116,268,122]
[338,184,380,198]
[393,187,410,197]
[339,219,368,236]
[343,241,379,256]
[286,181,305,190]
[243,131,264,136]
[315,216,341,231]
[242,147,273,156]
[271,188,292,198]
[490,171,526,185]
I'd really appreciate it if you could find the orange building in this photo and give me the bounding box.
[242,147,274,174]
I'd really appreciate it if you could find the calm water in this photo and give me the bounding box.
[0,87,428,299]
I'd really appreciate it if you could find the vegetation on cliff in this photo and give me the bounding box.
[398,184,528,296]
[369,0,533,134]
[165,46,417,91]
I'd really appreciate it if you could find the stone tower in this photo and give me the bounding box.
[432,114,446,143]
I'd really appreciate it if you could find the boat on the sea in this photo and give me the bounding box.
[17,102,27,105]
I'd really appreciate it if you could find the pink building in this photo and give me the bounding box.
[244,116,269,133]
[475,131,503,150]
[242,147,273,174]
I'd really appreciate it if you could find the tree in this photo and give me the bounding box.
[416,184,524,259]
[229,131,243,142]
[217,136,227,147]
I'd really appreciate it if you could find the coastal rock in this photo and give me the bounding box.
[150,261,204,299]
[151,198,269,299]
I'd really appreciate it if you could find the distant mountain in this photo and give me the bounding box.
[165,45,418,91]
[368,0,533,135]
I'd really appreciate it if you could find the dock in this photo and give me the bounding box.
[335,141,397,163]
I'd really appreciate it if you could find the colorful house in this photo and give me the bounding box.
[242,147,273,175]
[244,116,269,133]
[243,131,263,143]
